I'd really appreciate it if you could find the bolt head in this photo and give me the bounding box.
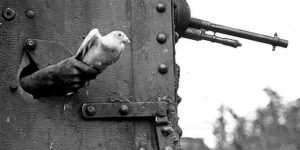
[158,64,168,74]
[119,104,129,116]
[157,33,167,44]
[26,9,35,19]
[161,126,172,136]
[86,105,97,116]
[3,8,16,21]
[156,3,166,13]
[24,39,36,51]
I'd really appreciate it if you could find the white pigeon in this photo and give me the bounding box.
[76,28,130,69]
[74,28,130,95]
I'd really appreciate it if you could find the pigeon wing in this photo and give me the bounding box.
[75,28,102,60]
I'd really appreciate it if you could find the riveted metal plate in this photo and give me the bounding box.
[0,0,177,149]
[82,102,167,119]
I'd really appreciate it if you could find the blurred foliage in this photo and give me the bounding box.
[213,88,300,150]
[180,88,299,150]
[213,105,228,150]
[181,138,210,150]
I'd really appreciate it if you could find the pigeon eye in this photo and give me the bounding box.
[118,33,121,37]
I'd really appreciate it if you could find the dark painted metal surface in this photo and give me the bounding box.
[0,0,179,149]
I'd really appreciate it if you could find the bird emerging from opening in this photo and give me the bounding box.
[74,28,130,95]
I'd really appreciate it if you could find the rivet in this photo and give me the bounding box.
[119,104,129,115]
[158,64,168,74]
[157,33,167,44]
[9,84,18,92]
[163,146,173,150]
[161,126,172,136]
[24,39,36,51]
[156,3,166,13]
[176,95,182,104]
[2,8,16,21]
[26,9,35,19]
[86,105,97,116]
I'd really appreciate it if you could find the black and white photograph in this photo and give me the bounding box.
[0,0,298,150]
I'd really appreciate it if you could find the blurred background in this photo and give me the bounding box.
[176,0,300,149]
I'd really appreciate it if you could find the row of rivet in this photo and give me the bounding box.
[155,2,173,150]
[156,3,168,76]
[2,8,35,21]
[85,104,129,117]
[3,7,36,92]
[85,103,172,150]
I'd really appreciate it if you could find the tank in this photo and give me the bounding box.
[0,0,288,150]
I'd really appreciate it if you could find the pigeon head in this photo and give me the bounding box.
[110,31,131,44]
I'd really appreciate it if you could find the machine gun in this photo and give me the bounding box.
[174,0,288,50]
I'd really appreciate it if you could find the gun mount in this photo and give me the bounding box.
[174,0,288,50]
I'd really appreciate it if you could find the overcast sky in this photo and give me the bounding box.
[176,0,300,148]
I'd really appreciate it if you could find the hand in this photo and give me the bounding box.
[52,56,99,89]
[20,56,99,97]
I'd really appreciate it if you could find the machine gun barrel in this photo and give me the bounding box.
[184,28,242,48]
[189,18,288,48]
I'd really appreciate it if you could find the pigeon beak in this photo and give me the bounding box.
[124,37,131,44]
